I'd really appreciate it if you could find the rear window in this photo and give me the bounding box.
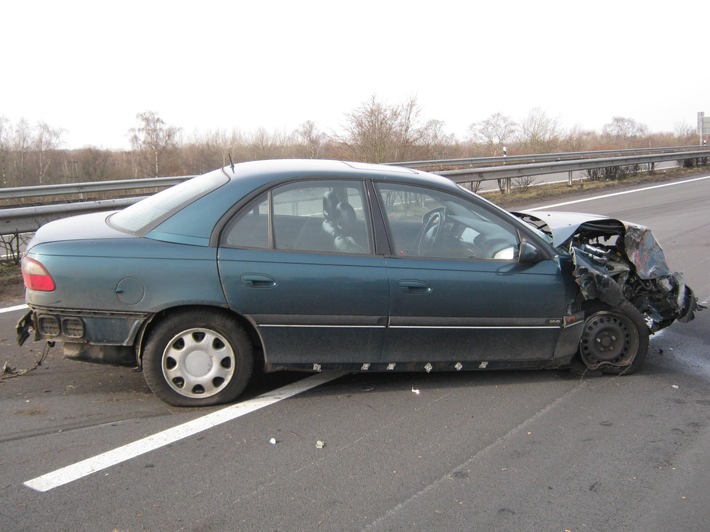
[109,172,229,234]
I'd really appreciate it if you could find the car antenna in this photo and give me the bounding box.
[228,153,235,173]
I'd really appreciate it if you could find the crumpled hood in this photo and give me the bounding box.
[514,210,670,279]
[514,210,620,247]
[512,210,702,330]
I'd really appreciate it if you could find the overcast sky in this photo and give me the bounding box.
[2,0,708,150]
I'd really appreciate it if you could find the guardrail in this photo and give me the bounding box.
[387,145,709,169]
[1,147,709,236]
[0,198,141,234]
[0,176,191,202]
[437,149,710,183]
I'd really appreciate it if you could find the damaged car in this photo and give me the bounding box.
[17,159,700,406]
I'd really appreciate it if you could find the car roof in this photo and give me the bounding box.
[222,159,455,189]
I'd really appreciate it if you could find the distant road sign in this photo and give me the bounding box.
[698,112,710,143]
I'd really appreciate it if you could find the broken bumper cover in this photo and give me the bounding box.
[17,307,149,365]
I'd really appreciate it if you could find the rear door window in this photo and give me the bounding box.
[223,180,372,254]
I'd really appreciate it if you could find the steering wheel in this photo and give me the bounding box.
[417,208,445,256]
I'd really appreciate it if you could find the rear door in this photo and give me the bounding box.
[217,179,388,368]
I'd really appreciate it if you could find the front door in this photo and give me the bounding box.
[375,182,568,367]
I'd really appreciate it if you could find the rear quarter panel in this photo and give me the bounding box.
[25,238,227,312]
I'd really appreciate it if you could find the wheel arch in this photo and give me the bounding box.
[136,305,264,369]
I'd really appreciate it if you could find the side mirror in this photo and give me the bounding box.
[518,239,542,264]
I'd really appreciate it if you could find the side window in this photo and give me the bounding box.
[225,195,270,248]
[223,180,372,254]
[376,183,519,260]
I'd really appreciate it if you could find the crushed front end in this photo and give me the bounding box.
[515,211,702,333]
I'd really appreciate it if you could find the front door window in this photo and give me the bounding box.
[376,183,519,260]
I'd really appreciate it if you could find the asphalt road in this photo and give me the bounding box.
[1,174,709,531]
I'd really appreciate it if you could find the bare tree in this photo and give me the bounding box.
[73,147,112,181]
[11,119,33,186]
[602,116,649,148]
[517,108,563,153]
[673,122,694,139]
[0,116,8,186]
[294,121,325,159]
[2,104,689,189]
[248,128,290,160]
[673,122,697,145]
[391,97,423,161]
[469,112,517,156]
[33,122,63,184]
[182,129,233,173]
[418,119,455,160]
[339,95,428,163]
[561,125,597,152]
[129,111,180,177]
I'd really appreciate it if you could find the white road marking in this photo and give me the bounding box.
[0,304,27,314]
[527,174,710,211]
[23,371,349,493]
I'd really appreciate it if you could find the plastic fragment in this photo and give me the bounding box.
[269,438,277,445]
[316,440,325,449]
[412,387,420,395]
[671,384,679,389]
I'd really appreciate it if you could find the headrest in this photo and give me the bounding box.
[322,190,340,221]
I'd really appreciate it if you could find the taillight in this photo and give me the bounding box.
[21,257,56,291]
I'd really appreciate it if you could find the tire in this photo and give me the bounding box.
[142,309,254,406]
[578,300,649,375]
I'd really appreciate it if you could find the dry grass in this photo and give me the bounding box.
[0,263,24,301]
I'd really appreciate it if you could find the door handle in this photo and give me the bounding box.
[241,273,277,288]
[398,280,432,294]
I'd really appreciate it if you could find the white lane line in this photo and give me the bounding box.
[527,174,710,211]
[0,304,27,314]
[24,371,349,493]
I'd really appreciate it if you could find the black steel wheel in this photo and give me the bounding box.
[143,309,253,406]
[579,300,649,375]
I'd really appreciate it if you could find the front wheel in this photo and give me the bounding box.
[578,301,649,375]
[142,310,254,406]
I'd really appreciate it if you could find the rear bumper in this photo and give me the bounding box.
[63,342,137,366]
[17,306,149,365]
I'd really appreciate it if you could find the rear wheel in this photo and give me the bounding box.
[578,301,649,375]
[143,310,253,406]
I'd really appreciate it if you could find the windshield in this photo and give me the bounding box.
[109,171,229,234]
